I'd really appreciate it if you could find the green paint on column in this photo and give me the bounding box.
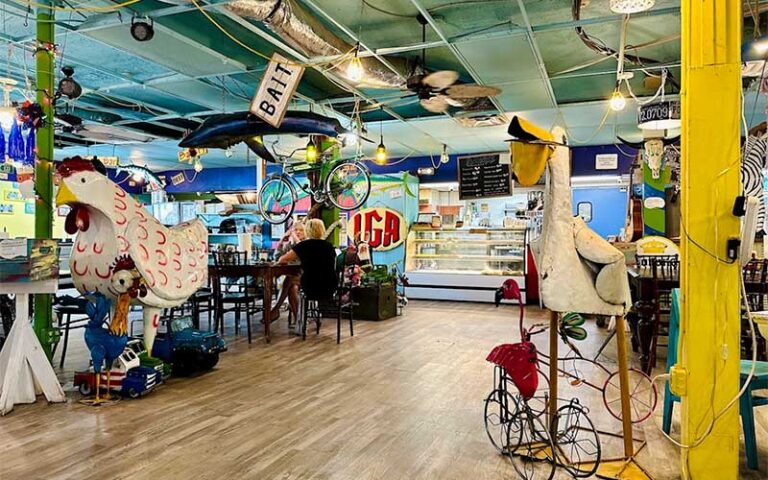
[33,1,56,359]
[320,138,340,246]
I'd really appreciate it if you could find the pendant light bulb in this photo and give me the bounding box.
[609,90,626,112]
[306,138,318,162]
[194,160,203,172]
[346,55,365,83]
[440,144,449,164]
[375,139,388,166]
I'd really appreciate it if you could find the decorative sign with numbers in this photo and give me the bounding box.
[457,153,513,200]
[250,53,305,128]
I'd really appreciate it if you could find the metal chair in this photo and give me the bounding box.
[663,289,767,470]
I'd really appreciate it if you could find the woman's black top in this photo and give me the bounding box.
[292,239,338,299]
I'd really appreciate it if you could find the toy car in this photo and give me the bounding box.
[127,338,172,380]
[152,316,227,376]
[74,348,159,398]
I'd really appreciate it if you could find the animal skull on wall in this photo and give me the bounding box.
[617,135,680,180]
[643,139,665,179]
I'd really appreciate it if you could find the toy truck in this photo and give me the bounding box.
[74,348,159,399]
[152,317,227,376]
[127,338,172,380]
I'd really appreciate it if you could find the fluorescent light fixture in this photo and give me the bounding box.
[609,0,655,14]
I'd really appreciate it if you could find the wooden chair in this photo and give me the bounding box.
[742,259,768,361]
[211,251,261,343]
[636,254,679,371]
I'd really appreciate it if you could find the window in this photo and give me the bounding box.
[577,202,593,223]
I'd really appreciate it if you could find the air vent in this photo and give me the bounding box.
[455,113,507,128]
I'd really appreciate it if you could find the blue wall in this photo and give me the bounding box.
[367,145,638,182]
[572,187,628,239]
[159,165,259,193]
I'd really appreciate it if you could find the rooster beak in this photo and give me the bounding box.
[56,182,77,206]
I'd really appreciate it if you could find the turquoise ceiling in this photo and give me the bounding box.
[0,0,755,169]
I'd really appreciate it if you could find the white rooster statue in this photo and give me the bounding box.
[56,156,208,355]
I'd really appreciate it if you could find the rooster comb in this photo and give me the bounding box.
[57,155,107,178]
[112,254,137,273]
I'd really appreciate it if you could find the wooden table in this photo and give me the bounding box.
[208,262,301,343]
[627,266,768,373]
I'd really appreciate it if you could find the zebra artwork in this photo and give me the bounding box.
[741,135,768,234]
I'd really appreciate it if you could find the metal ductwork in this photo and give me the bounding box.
[226,0,406,89]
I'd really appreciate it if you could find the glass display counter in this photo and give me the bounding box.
[405,227,528,303]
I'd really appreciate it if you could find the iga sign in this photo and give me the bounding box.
[348,208,407,251]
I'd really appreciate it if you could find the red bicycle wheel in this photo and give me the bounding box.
[602,368,658,424]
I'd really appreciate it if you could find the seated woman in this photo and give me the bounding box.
[270,220,305,321]
[277,219,338,321]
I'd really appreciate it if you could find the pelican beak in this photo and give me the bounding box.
[56,182,77,206]
[508,116,554,187]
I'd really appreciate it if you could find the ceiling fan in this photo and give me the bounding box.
[403,14,502,114]
[55,113,158,144]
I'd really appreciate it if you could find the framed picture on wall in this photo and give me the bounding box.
[3,189,23,202]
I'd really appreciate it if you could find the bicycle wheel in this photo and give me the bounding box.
[552,401,601,478]
[325,161,370,211]
[602,367,658,424]
[258,175,296,224]
[507,406,556,480]
[483,388,521,454]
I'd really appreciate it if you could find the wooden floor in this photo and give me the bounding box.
[0,301,765,479]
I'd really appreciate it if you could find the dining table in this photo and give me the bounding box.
[627,264,768,374]
[208,261,302,343]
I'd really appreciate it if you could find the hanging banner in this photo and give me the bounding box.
[250,53,305,128]
[348,207,407,251]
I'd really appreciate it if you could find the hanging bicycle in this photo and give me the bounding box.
[257,154,371,224]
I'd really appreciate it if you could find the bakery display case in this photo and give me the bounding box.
[405,227,528,303]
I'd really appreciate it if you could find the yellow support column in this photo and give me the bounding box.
[679,1,741,479]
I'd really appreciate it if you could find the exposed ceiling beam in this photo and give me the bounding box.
[514,0,558,109]
[298,0,405,82]
[205,2,446,150]
[407,0,505,115]
[314,5,680,61]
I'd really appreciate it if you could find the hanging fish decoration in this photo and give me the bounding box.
[8,120,24,163]
[116,164,164,192]
[23,127,35,166]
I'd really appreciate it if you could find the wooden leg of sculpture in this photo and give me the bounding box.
[593,315,652,480]
[549,310,558,427]
[614,314,634,457]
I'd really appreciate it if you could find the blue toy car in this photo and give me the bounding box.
[152,317,227,376]
[121,366,160,399]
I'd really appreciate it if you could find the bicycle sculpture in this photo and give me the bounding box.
[530,311,658,425]
[258,152,371,224]
[485,279,601,480]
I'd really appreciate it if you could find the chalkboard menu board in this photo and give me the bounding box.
[457,153,513,200]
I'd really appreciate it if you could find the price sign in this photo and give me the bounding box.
[457,153,513,200]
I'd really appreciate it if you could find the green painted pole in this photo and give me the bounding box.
[33,1,55,359]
